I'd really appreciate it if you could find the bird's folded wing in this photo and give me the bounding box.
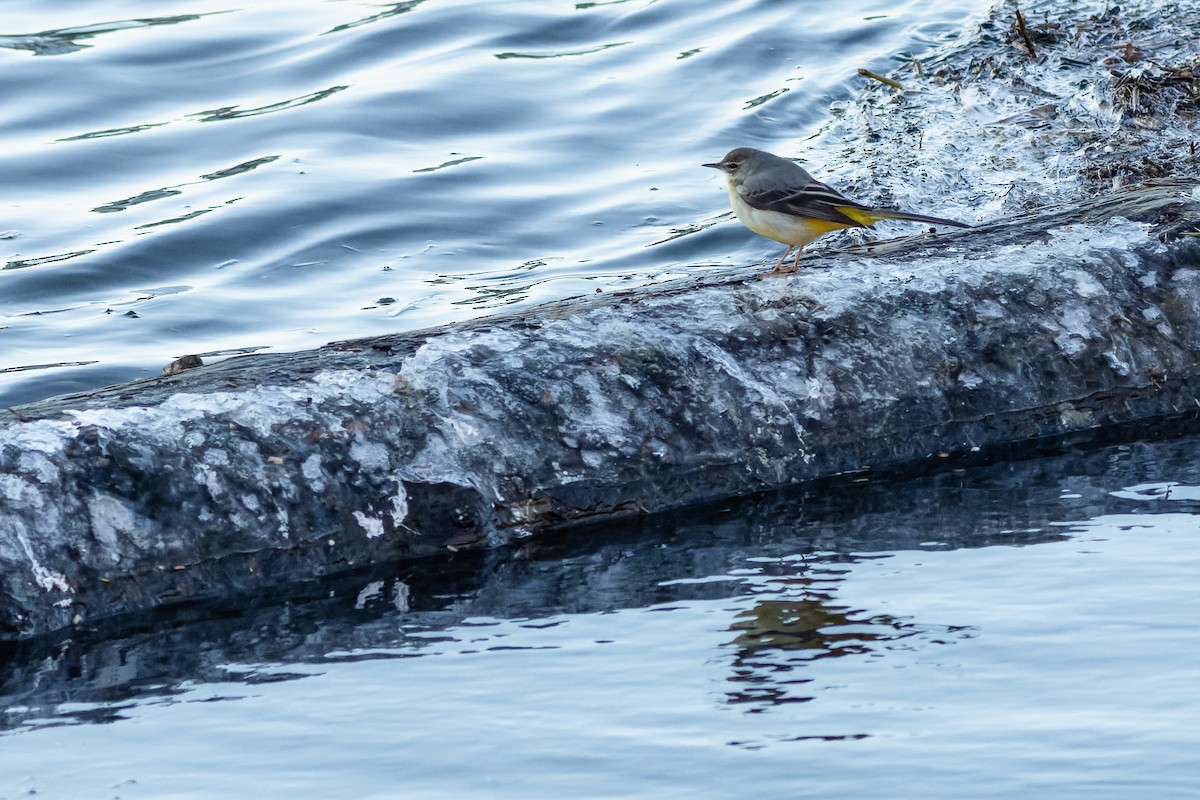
[742,180,870,227]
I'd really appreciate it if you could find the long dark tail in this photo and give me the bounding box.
[860,207,972,228]
[834,203,971,229]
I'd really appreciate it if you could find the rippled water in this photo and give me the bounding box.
[3,434,1200,798]
[0,0,982,405]
[8,3,1199,798]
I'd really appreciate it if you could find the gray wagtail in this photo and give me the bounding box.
[705,147,970,273]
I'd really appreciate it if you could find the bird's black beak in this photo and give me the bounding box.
[702,162,721,169]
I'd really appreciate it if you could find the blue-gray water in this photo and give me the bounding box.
[3,1,1200,798]
[0,0,981,406]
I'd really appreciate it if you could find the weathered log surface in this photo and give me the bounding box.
[1,181,1198,640]
[9,432,1188,729]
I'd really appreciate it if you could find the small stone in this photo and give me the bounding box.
[163,354,204,374]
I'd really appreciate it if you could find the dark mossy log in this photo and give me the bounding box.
[7,433,1186,728]
[1,180,1197,640]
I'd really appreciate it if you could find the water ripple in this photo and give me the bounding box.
[0,13,217,57]
[0,0,984,404]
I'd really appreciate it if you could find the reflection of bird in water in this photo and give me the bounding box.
[723,594,977,713]
[724,598,902,711]
[730,598,882,657]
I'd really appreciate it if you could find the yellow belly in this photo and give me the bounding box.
[727,185,852,247]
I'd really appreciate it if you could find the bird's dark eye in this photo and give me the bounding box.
[725,161,739,171]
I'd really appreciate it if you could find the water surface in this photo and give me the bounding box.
[1,0,982,404]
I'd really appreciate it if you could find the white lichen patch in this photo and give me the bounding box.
[354,579,385,610]
[349,478,409,540]
[350,439,391,472]
[87,493,139,560]
[193,463,227,501]
[10,519,72,593]
[1052,305,1100,355]
[1062,269,1109,298]
[15,451,59,486]
[389,482,410,528]
[301,453,328,492]
[56,370,397,440]
[351,510,387,539]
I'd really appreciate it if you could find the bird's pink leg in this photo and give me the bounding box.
[771,246,795,274]
[772,246,804,274]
